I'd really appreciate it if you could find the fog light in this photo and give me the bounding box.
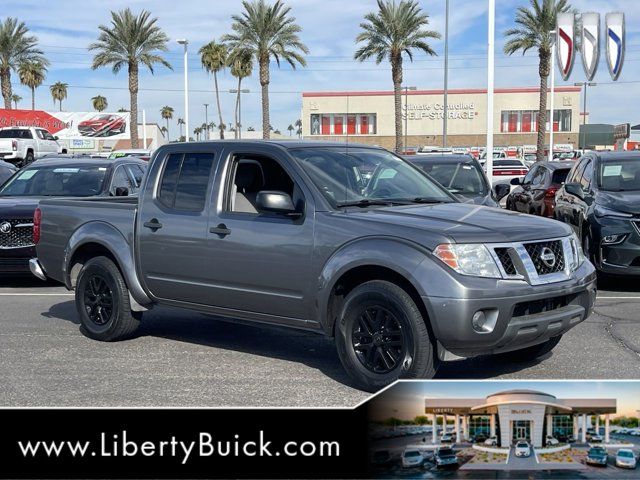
[472,309,498,333]
[602,234,627,245]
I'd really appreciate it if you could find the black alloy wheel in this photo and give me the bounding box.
[351,305,405,374]
[83,274,114,326]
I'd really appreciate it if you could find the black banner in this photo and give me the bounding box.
[0,408,370,479]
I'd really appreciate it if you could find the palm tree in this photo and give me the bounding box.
[294,118,302,138]
[247,126,255,131]
[117,107,129,112]
[18,60,47,110]
[160,105,174,141]
[160,125,168,138]
[91,95,108,112]
[0,18,47,109]
[194,126,202,141]
[11,94,22,109]
[177,117,184,139]
[504,0,572,161]
[287,124,294,136]
[49,81,68,110]
[199,40,228,139]
[355,0,440,153]
[89,8,171,149]
[228,48,253,138]
[223,0,309,139]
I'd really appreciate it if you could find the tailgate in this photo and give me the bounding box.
[0,139,14,153]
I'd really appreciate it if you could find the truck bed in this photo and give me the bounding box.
[37,196,139,284]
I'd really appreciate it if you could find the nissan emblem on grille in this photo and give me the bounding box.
[0,221,11,234]
[540,247,557,268]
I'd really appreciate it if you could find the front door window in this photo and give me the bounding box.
[513,420,531,443]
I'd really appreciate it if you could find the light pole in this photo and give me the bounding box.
[177,39,189,142]
[229,89,250,139]
[443,0,450,148]
[203,103,209,140]
[403,85,417,152]
[549,30,556,162]
[486,0,495,187]
[574,81,597,150]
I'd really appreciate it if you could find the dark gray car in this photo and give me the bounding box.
[405,154,509,207]
[31,141,597,391]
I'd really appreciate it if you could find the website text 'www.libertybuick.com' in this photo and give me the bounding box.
[17,430,341,465]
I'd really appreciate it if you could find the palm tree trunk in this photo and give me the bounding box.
[214,71,224,140]
[536,49,551,161]
[391,53,403,154]
[259,54,270,140]
[1,69,12,109]
[31,87,35,110]
[166,118,170,141]
[129,62,140,149]
[235,77,241,140]
[59,99,62,112]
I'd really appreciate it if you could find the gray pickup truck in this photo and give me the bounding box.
[32,141,597,391]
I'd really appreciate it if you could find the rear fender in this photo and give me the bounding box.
[64,221,152,307]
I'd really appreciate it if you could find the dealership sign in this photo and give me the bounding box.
[556,12,625,81]
[0,109,130,140]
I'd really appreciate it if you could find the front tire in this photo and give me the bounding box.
[76,256,141,341]
[335,280,438,392]
[497,335,562,362]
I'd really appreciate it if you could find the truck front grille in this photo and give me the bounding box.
[523,240,565,275]
[0,219,34,249]
[494,247,517,275]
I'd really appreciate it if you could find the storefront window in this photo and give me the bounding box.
[469,415,490,437]
[308,113,376,135]
[551,415,574,439]
[501,109,571,133]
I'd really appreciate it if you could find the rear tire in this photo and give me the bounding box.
[24,150,34,165]
[335,280,439,392]
[76,256,141,341]
[497,335,562,362]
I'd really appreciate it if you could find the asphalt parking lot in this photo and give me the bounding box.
[1,275,639,408]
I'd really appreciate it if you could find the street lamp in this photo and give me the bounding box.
[177,38,189,142]
[229,89,250,139]
[403,85,417,152]
[574,81,597,150]
[203,103,209,140]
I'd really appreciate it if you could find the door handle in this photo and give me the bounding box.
[143,219,163,231]
[210,224,231,237]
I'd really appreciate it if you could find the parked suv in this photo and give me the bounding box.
[507,161,572,218]
[32,141,596,391]
[555,151,640,276]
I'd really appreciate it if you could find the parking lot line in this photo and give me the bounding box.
[597,296,640,300]
[0,293,74,296]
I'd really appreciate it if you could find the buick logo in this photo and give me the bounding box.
[0,221,11,234]
[581,12,601,81]
[540,247,556,268]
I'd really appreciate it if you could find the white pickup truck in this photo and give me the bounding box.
[0,126,66,167]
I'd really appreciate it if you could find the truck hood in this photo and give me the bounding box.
[597,191,640,215]
[344,203,572,244]
[0,197,39,219]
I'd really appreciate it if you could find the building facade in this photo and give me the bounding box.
[424,390,616,447]
[302,87,582,151]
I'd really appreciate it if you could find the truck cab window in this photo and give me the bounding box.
[157,152,215,211]
[226,155,301,215]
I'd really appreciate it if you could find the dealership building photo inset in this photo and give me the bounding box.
[424,389,616,448]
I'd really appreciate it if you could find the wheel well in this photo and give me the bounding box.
[26,148,34,155]
[327,265,432,338]
[68,242,119,288]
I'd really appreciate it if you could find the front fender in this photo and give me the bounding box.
[316,236,431,335]
[64,221,152,306]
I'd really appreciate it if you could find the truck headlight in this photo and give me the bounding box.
[433,244,501,278]
[568,233,586,271]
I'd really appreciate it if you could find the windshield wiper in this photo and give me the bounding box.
[336,199,400,208]
[407,197,450,204]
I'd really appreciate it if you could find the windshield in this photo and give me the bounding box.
[438,449,454,456]
[0,164,107,197]
[404,451,421,457]
[590,448,605,455]
[290,147,454,208]
[598,159,640,191]
[516,442,528,448]
[412,159,487,196]
[618,451,634,458]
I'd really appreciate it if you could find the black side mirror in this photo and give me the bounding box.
[494,183,510,201]
[510,177,522,186]
[53,136,59,141]
[114,186,129,197]
[564,182,584,199]
[256,190,300,216]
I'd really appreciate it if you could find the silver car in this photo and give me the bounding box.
[515,441,531,457]
[616,449,637,469]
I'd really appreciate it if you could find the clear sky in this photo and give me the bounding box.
[368,381,640,420]
[4,0,639,137]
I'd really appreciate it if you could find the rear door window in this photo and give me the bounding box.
[157,152,215,211]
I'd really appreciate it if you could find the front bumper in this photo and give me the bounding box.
[421,261,596,358]
[586,458,607,466]
[592,216,640,276]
